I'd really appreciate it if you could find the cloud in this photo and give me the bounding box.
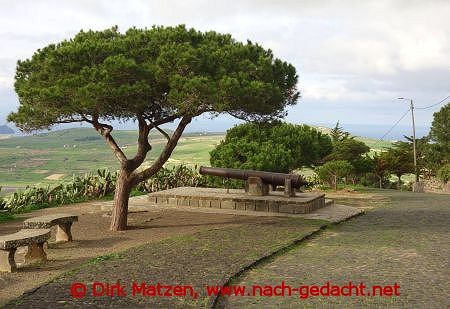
[0,0,448,128]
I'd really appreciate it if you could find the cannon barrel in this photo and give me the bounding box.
[199,166,307,188]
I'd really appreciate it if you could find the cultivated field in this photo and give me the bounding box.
[0,127,392,190]
[0,128,223,189]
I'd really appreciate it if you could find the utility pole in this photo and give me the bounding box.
[409,99,419,183]
[398,97,422,191]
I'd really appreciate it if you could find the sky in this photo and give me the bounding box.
[0,0,449,139]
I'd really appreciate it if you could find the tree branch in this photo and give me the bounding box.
[132,116,192,185]
[128,115,152,170]
[54,118,85,124]
[89,114,128,165]
[146,114,179,128]
[152,125,170,141]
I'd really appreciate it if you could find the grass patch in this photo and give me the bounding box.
[88,252,124,265]
[0,211,16,223]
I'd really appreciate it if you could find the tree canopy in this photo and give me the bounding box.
[382,142,414,188]
[429,103,449,147]
[315,160,353,190]
[330,121,350,144]
[325,138,370,164]
[9,25,299,132]
[429,103,450,168]
[8,25,300,230]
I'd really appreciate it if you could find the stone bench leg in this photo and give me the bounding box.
[0,248,17,272]
[25,242,47,263]
[56,222,73,242]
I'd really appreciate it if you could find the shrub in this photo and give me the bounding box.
[437,163,450,183]
[210,122,333,173]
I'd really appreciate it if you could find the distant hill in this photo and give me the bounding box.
[310,125,392,151]
[0,125,393,188]
[0,125,14,134]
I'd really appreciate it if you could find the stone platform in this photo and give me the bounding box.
[148,187,331,214]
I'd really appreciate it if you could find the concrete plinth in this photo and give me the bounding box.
[247,177,269,196]
[148,187,328,215]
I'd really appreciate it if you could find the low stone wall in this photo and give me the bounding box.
[148,187,331,214]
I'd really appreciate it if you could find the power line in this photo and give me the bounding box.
[379,108,411,141]
[379,94,450,141]
[415,95,450,110]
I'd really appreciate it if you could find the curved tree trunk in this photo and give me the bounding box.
[106,116,192,231]
[110,169,133,231]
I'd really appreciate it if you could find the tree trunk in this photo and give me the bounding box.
[378,176,382,189]
[333,175,338,191]
[110,169,133,231]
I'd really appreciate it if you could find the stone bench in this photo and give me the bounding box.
[23,213,78,243]
[0,229,51,272]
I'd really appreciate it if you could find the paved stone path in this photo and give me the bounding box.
[220,190,450,308]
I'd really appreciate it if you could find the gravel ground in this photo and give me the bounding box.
[221,190,450,308]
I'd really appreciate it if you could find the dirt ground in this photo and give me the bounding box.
[0,199,277,305]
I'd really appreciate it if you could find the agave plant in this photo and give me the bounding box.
[136,164,209,193]
[0,187,6,210]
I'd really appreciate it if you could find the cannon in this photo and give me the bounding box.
[199,166,307,197]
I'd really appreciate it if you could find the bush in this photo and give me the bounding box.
[437,163,450,183]
[360,173,382,188]
[210,121,332,173]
